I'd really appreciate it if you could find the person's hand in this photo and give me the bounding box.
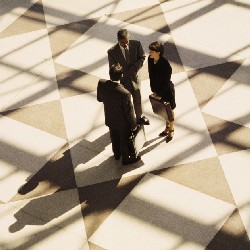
[152,92,161,100]
[132,125,138,131]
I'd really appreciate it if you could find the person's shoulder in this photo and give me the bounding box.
[160,56,170,65]
[117,83,131,95]
[130,40,141,45]
[160,55,168,61]
[99,78,108,82]
[108,43,119,52]
[98,79,108,84]
[98,79,112,90]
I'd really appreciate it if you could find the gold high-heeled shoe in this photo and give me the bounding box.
[166,129,174,143]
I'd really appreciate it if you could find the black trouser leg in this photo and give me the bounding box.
[109,129,121,158]
[109,128,131,162]
[119,128,131,163]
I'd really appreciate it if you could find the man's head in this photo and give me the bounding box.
[109,63,123,81]
[117,29,129,48]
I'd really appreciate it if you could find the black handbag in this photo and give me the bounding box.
[149,95,174,122]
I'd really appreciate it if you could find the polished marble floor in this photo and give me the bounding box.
[0,0,250,249]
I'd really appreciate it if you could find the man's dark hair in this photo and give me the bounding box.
[117,29,128,40]
[149,41,164,56]
[109,63,123,81]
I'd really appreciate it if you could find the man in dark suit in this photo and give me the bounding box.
[107,29,150,126]
[97,63,141,165]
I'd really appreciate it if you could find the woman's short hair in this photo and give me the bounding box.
[109,63,123,81]
[149,41,164,56]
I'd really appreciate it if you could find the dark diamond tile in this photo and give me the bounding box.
[0,0,47,38]
[206,209,250,250]
[203,113,250,155]
[48,19,97,59]
[187,60,243,108]
[1,100,68,140]
[88,241,106,250]
[54,63,99,98]
[163,38,185,74]
[151,157,235,204]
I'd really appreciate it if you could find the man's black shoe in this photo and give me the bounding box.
[122,156,141,165]
[138,116,150,125]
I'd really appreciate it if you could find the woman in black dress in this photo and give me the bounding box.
[148,41,176,142]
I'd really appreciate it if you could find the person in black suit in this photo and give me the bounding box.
[107,29,150,126]
[148,41,176,142]
[97,63,141,165]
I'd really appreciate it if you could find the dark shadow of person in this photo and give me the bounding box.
[9,155,144,235]
[9,186,83,233]
[17,132,111,195]
[17,130,159,197]
[139,137,166,156]
[10,131,165,236]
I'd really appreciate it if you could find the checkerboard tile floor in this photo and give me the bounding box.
[0,1,250,249]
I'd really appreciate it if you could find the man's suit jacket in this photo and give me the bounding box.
[97,79,137,130]
[107,40,145,91]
